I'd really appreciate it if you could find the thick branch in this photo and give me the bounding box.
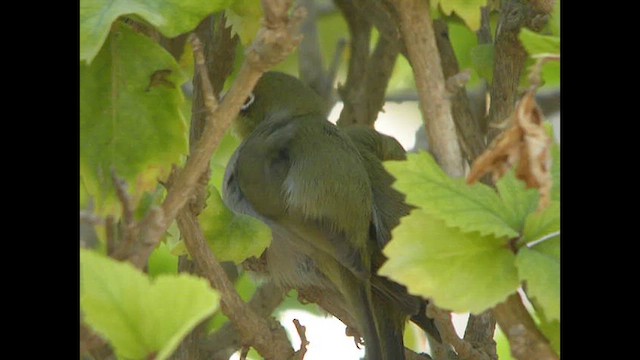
[119,0,305,269]
[334,0,372,127]
[391,0,464,177]
[333,0,401,128]
[493,293,558,360]
[199,281,286,357]
[486,0,548,142]
[427,305,491,360]
[176,211,295,360]
[463,311,498,360]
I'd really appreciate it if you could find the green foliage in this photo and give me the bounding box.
[516,245,560,320]
[381,149,560,322]
[80,249,220,360]
[379,210,519,313]
[519,28,560,89]
[522,201,560,243]
[226,0,263,46]
[385,152,519,239]
[80,23,189,216]
[538,316,560,354]
[519,29,560,57]
[80,0,232,63]
[148,241,179,277]
[434,0,486,31]
[175,187,272,263]
[495,168,540,233]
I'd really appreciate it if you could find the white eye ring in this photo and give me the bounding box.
[241,93,255,110]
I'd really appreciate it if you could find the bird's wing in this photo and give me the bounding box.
[226,114,375,280]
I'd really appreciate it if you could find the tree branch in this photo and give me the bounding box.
[390,0,464,177]
[116,0,305,270]
[463,311,498,360]
[427,305,492,360]
[493,293,558,360]
[485,0,548,142]
[332,0,401,128]
[176,211,296,360]
[433,19,486,164]
[199,281,286,357]
[334,0,372,127]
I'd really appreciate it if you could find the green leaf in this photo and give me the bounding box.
[385,152,518,238]
[436,0,485,31]
[515,246,560,321]
[379,210,519,314]
[80,0,232,63]
[522,201,560,244]
[519,29,560,57]
[470,44,494,83]
[495,168,540,233]
[197,187,271,263]
[226,0,263,46]
[80,249,219,360]
[531,234,560,259]
[80,24,189,216]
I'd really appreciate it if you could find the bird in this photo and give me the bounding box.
[222,71,440,360]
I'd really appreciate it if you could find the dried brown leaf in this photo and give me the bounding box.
[467,90,552,211]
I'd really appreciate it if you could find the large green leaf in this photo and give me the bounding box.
[379,210,519,314]
[515,243,560,321]
[80,24,189,216]
[80,249,219,360]
[174,187,271,263]
[80,0,232,63]
[385,152,518,238]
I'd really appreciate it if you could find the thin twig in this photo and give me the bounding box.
[293,319,310,359]
[189,34,219,113]
[110,170,138,257]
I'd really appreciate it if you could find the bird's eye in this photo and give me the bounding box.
[241,93,255,110]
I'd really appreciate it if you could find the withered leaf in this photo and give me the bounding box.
[467,90,553,211]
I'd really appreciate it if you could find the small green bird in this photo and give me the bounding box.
[223,72,439,360]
